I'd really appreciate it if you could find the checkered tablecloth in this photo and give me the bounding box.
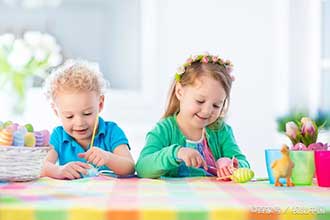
[0,176,329,220]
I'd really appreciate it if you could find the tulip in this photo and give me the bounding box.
[284,117,327,151]
[8,39,32,70]
[300,117,318,146]
[301,117,316,136]
[285,121,300,144]
[0,33,15,48]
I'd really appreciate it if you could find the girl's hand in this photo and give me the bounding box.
[57,162,90,180]
[177,147,207,170]
[216,157,238,181]
[78,147,110,167]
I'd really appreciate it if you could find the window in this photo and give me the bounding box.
[0,0,141,90]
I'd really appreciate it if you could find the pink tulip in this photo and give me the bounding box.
[285,121,299,144]
[301,117,316,136]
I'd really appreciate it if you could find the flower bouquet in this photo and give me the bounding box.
[0,31,62,114]
[285,117,329,151]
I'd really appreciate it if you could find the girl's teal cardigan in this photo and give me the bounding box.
[136,116,250,178]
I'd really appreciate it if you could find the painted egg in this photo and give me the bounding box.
[231,168,254,183]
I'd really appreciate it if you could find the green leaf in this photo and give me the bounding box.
[11,73,26,99]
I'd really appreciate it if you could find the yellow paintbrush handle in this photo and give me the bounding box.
[90,113,99,148]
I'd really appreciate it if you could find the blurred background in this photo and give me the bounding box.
[0,0,329,178]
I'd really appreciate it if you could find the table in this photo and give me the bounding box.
[0,176,329,220]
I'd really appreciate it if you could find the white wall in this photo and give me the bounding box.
[288,0,321,115]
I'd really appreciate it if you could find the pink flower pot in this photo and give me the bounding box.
[315,150,330,187]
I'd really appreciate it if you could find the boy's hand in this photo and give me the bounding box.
[177,147,207,170]
[58,162,90,180]
[78,147,110,167]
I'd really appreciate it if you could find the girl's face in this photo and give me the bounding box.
[52,90,104,147]
[176,75,226,131]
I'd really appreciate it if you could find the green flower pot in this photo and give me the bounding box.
[290,151,315,185]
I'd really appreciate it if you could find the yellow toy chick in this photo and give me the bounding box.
[271,144,295,187]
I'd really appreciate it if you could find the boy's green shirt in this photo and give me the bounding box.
[136,115,250,178]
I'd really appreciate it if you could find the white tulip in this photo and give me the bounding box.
[48,53,62,67]
[34,48,48,62]
[285,121,299,139]
[7,39,32,70]
[0,33,15,48]
[2,31,62,72]
[41,33,60,53]
[24,31,43,48]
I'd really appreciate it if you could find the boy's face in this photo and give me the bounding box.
[52,90,104,146]
[176,75,226,131]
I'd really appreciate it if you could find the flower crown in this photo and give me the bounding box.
[175,53,234,82]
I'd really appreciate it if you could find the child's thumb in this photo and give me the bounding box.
[202,159,208,170]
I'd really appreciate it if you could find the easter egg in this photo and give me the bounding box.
[0,129,14,146]
[41,129,50,146]
[34,131,44,147]
[17,126,27,134]
[7,123,19,131]
[13,130,25,146]
[3,121,13,128]
[24,123,34,132]
[231,168,254,183]
[24,132,36,147]
[82,166,99,178]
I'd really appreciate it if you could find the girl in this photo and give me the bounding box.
[42,60,135,179]
[136,53,249,179]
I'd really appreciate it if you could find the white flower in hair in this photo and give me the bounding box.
[176,65,185,75]
[191,55,199,61]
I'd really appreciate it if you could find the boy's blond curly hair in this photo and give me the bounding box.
[44,59,109,101]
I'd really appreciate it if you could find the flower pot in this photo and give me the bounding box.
[315,150,330,187]
[290,151,315,185]
[264,149,286,184]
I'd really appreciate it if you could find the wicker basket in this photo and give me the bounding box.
[0,146,51,182]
